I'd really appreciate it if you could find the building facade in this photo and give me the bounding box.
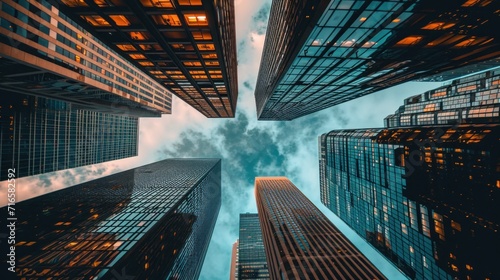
[385,67,500,127]
[0,92,138,180]
[51,0,238,118]
[0,0,171,118]
[255,177,387,280]
[255,0,500,120]
[319,125,500,279]
[0,158,221,279]
[230,240,239,280]
[234,213,269,280]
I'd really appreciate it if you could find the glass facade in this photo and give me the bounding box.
[52,0,238,118]
[255,177,386,280]
[0,0,171,118]
[236,213,269,280]
[319,125,499,279]
[0,92,138,180]
[255,0,500,120]
[385,67,500,127]
[0,158,221,279]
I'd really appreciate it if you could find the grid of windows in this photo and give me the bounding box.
[385,67,500,127]
[0,159,221,279]
[0,92,138,180]
[319,125,499,280]
[53,0,238,118]
[255,0,500,120]
[255,177,386,280]
[237,213,269,279]
[0,0,171,117]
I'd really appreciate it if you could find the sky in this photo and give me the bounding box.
[0,1,445,279]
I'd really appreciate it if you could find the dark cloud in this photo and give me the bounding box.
[243,80,252,90]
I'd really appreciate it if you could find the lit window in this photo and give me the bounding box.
[150,70,163,75]
[130,32,149,41]
[201,54,217,60]
[451,264,459,272]
[455,38,476,47]
[141,0,173,7]
[192,75,208,79]
[205,61,219,66]
[81,15,110,26]
[392,18,401,23]
[422,22,456,30]
[139,61,154,66]
[61,0,88,7]
[110,15,130,26]
[451,220,461,231]
[185,13,208,26]
[189,70,206,74]
[466,264,473,271]
[166,70,183,74]
[359,17,367,21]
[129,53,146,59]
[396,36,423,46]
[170,43,194,51]
[192,30,212,40]
[116,44,137,51]
[197,43,215,51]
[462,0,480,7]
[178,0,202,5]
[183,61,202,67]
[152,14,181,26]
[170,75,186,79]
[208,70,221,74]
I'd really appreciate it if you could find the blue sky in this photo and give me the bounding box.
[1,0,446,279]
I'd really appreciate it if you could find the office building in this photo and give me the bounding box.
[0,158,221,279]
[232,213,269,280]
[385,67,500,127]
[0,92,138,181]
[52,0,238,118]
[230,240,238,280]
[319,125,500,279]
[255,0,500,120]
[0,0,171,117]
[255,177,386,280]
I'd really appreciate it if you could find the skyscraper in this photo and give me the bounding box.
[254,0,500,120]
[0,0,171,118]
[385,67,500,128]
[1,158,221,279]
[0,92,139,180]
[232,213,269,280]
[51,0,238,118]
[255,177,387,280]
[319,70,500,279]
[230,240,239,280]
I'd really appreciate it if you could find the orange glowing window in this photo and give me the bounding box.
[178,0,202,5]
[150,70,163,74]
[170,43,194,51]
[116,44,137,51]
[209,70,221,74]
[183,61,202,67]
[462,0,480,6]
[110,15,130,26]
[197,43,215,51]
[455,38,476,47]
[166,70,183,74]
[155,75,168,79]
[202,53,217,59]
[61,0,88,7]
[139,61,154,66]
[170,75,186,79]
[139,44,161,51]
[211,74,223,79]
[422,22,456,30]
[192,30,212,40]
[396,36,423,46]
[185,13,208,26]
[140,0,173,7]
[129,53,146,59]
[192,75,208,79]
[189,70,206,74]
[152,14,181,26]
[392,18,401,23]
[130,32,149,41]
[205,60,219,66]
[81,15,110,26]
[359,17,367,21]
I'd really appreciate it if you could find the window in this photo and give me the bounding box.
[197,43,215,51]
[130,32,149,41]
[396,36,423,46]
[192,30,212,40]
[140,0,173,7]
[116,44,137,51]
[178,0,202,5]
[205,61,219,66]
[139,61,154,66]
[109,15,130,26]
[129,54,146,59]
[183,61,202,67]
[184,13,208,26]
[422,22,456,30]
[81,15,110,26]
[202,53,217,59]
[61,0,88,7]
[152,14,181,26]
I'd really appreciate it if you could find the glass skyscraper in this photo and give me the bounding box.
[0,92,138,180]
[385,67,500,128]
[231,213,269,280]
[320,125,499,279]
[52,0,238,118]
[0,0,171,117]
[0,158,221,279]
[255,177,386,280]
[255,0,500,120]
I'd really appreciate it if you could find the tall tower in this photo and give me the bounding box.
[0,0,172,117]
[0,158,221,279]
[254,0,500,120]
[319,68,500,279]
[235,213,269,280]
[51,0,238,118]
[0,93,139,180]
[255,177,386,280]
